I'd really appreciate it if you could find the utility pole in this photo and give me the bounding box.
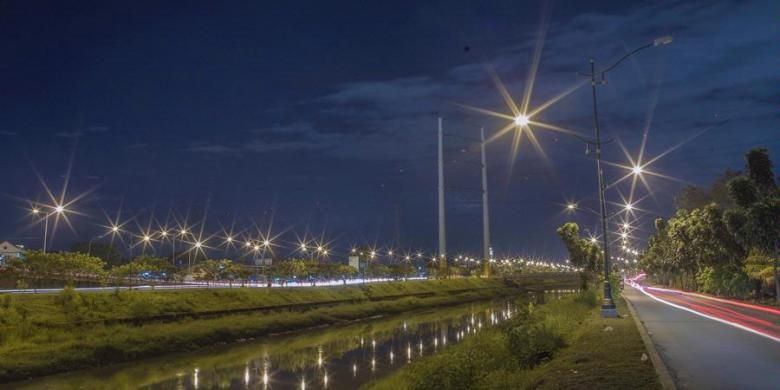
[437,117,447,275]
[481,127,491,277]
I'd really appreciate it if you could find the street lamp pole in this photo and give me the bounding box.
[43,214,50,254]
[585,36,672,318]
[437,117,447,273]
[480,127,491,278]
[588,59,617,317]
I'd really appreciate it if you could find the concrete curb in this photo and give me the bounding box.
[623,293,678,390]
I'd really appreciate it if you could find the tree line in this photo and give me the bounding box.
[1,250,423,290]
[642,148,778,301]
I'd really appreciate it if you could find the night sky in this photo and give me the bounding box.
[1,0,777,259]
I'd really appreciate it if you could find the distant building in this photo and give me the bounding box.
[0,241,26,266]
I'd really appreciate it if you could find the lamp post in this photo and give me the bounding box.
[583,36,672,317]
[34,205,65,254]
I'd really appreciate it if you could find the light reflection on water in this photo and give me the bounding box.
[9,290,576,390]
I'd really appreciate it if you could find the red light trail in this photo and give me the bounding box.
[630,282,780,343]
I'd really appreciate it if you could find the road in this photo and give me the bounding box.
[624,284,780,390]
[0,277,426,294]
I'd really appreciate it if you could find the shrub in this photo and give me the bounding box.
[696,266,750,298]
[574,288,599,307]
[505,320,565,368]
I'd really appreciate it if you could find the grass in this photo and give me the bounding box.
[0,278,505,326]
[364,290,660,390]
[10,300,504,389]
[519,296,659,389]
[0,278,527,382]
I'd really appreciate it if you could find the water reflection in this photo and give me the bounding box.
[5,294,578,390]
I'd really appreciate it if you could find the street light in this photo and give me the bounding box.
[566,203,577,211]
[35,204,66,253]
[584,35,672,317]
[514,114,529,127]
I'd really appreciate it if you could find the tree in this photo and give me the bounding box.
[6,251,58,291]
[70,242,123,266]
[59,252,108,285]
[745,148,776,194]
[674,170,739,210]
[110,256,170,287]
[6,251,107,289]
[640,218,676,286]
[336,264,358,282]
[724,148,779,303]
[556,222,601,289]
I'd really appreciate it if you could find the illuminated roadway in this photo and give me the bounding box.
[624,284,780,390]
[0,277,426,294]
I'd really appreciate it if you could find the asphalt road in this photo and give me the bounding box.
[624,285,780,390]
[0,277,425,294]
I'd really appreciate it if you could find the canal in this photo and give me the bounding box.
[8,295,548,389]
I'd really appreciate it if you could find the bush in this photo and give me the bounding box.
[403,331,516,390]
[56,285,85,322]
[696,266,750,298]
[574,289,599,307]
[505,320,565,368]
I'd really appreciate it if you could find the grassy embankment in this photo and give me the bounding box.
[10,299,502,389]
[0,278,523,382]
[365,291,659,390]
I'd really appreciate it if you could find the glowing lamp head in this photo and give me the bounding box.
[624,203,634,211]
[143,235,151,242]
[111,226,120,233]
[514,114,529,127]
[161,231,168,237]
[263,240,270,247]
[253,245,260,251]
[226,236,233,242]
[590,237,597,244]
[32,208,41,215]
[623,223,630,229]
[55,205,65,214]
[245,241,251,247]
[566,203,576,210]
[180,229,187,235]
[388,251,393,255]
[621,232,628,239]
[632,165,643,175]
[195,241,202,249]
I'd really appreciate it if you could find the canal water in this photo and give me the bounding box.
[7,295,557,390]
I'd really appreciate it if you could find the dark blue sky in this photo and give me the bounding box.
[1,0,777,259]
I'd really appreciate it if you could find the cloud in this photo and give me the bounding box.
[55,131,84,138]
[186,0,777,168]
[188,122,347,156]
[186,144,242,154]
[86,126,111,133]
